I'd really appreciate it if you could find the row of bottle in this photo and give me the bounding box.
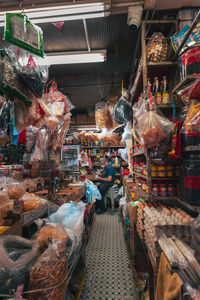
[147,76,170,104]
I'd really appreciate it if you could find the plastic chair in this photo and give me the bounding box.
[104,186,115,215]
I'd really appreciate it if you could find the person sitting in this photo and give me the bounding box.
[96,157,115,214]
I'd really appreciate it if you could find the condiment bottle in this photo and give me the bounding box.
[154,77,162,105]
[162,76,170,104]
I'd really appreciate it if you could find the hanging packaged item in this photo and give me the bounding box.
[52,113,71,152]
[30,126,51,163]
[168,121,182,160]
[185,102,200,134]
[0,101,11,144]
[2,53,33,106]
[146,32,168,63]
[4,13,44,57]
[179,46,200,80]
[138,110,174,148]
[6,45,49,98]
[112,97,132,125]
[95,102,113,130]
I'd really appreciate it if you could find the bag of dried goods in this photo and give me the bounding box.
[146,32,168,63]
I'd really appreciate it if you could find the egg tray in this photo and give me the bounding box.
[136,218,144,230]
[144,231,161,258]
[136,224,145,240]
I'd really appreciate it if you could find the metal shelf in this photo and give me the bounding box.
[153,196,177,201]
[152,177,178,181]
[172,75,200,95]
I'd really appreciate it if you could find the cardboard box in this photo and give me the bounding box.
[76,114,88,124]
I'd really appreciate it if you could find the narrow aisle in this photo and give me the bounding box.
[80,212,137,300]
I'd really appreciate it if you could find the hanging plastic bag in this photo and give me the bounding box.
[184,102,200,134]
[122,122,132,146]
[6,45,49,98]
[0,100,11,143]
[0,235,40,295]
[95,102,113,130]
[2,54,33,106]
[4,13,44,57]
[147,32,168,62]
[138,110,175,148]
[52,113,71,151]
[112,97,132,124]
[30,126,51,163]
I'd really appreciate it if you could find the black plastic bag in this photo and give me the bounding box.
[112,97,132,124]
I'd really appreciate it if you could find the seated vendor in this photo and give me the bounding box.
[96,157,115,214]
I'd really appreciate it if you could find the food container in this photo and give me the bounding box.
[166,165,173,177]
[152,184,159,196]
[160,184,167,197]
[151,165,157,177]
[157,165,166,177]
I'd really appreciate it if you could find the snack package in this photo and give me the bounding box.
[52,113,71,152]
[147,32,168,63]
[28,240,67,300]
[138,110,175,148]
[20,192,46,212]
[6,45,49,98]
[95,102,113,130]
[184,102,200,134]
[4,13,44,57]
[0,235,40,295]
[5,182,25,200]
[112,97,132,125]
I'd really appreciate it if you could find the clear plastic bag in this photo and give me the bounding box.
[26,126,38,151]
[122,122,132,146]
[0,189,9,203]
[112,97,132,125]
[20,192,46,212]
[146,32,168,63]
[30,126,51,163]
[95,102,113,130]
[138,110,175,148]
[0,100,11,142]
[36,223,68,250]
[185,102,200,133]
[6,45,49,98]
[86,182,102,203]
[5,181,26,200]
[52,113,71,151]
[28,240,67,300]
[0,235,40,295]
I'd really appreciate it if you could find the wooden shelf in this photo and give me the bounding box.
[82,146,123,149]
[147,62,177,67]
[172,75,200,95]
[133,171,148,180]
[153,196,177,201]
[133,151,145,157]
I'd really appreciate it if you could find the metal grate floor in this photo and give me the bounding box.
[80,212,137,300]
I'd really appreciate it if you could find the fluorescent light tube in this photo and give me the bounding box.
[0,2,109,25]
[46,51,106,65]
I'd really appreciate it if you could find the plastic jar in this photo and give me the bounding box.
[152,184,159,196]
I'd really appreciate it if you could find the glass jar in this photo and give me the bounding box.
[160,184,167,197]
[157,165,166,177]
[151,164,157,177]
[152,184,159,196]
[166,165,173,177]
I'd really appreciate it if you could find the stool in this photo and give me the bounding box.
[104,186,115,215]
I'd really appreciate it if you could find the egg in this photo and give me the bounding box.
[182,217,190,225]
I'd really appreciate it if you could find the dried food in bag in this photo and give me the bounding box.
[95,102,113,129]
[36,223,68,250]
[4,13,44,57]
[0,189,9,203]
[28,240,68,300]
[0,235,40,295]
[112,97,132,125]
[138,110,174,148]
[6,45,49,98]
[185,102,200,133]
[5,182,25,199]
[147,32,168,63]
[52,114,71,151]
[20,192,46,212]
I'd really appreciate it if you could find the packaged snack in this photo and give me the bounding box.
[147,32,168,63]
[21,192,46,212]
[95,102,113,130]
[4,13,44,57]
[6,45,49,98]
[30,126,51,163]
